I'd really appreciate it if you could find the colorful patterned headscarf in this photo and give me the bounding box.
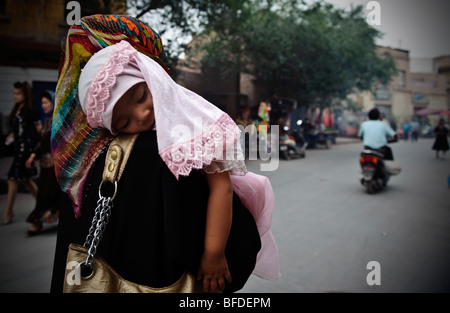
[51,15,170,218]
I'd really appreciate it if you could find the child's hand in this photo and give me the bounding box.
[197,251,232,293]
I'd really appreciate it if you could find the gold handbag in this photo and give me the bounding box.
[63,134,199,293]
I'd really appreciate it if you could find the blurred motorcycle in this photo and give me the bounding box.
[359,141,401,194]
[279,120,306,160]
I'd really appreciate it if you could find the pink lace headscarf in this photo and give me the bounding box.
[78,41,280,281]
[78,42,145,134]
[78,40,247,178]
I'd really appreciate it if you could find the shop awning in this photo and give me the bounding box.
[415,108,443,116]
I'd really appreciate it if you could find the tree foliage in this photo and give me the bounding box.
[190,0,254,77]
[128,0,397,110]
[197,0,397,109]
[127,1,250,64]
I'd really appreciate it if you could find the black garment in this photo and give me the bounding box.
[27,119,62,224]
[364,145,394,161]
[7,110,38,180]
[50,130,261,293]
[432,125,449,151]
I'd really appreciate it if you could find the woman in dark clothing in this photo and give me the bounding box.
[50,15,262,293]
[25,91,63,235]
[1,82,40,225]
[50,131,261,292]
[432,119,449,159]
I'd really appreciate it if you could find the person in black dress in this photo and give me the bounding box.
[50,15,262,293]
[1,82,41,225]
[51,130,261,293]
[25,91,63,235]
[432,118,449,159]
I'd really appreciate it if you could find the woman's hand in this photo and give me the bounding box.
[25,153,35,169]
[5,133,14,146]
[197,251,232,293]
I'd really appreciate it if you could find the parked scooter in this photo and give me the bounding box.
[359,146,401,194]
[279,120,306,160]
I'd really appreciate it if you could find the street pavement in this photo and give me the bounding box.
[0,137,449,293]
[240,137,450,293]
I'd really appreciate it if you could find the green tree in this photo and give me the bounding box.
[127,0,252,71]
[198,0,397,114]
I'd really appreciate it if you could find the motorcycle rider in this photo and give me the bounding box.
[357,108,398,160]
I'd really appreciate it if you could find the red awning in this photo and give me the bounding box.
[439,110,450,116]
[415,108,442,116]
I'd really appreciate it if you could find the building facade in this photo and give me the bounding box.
[180,43,450,134]
[0,0,126,135]
[355,47,449,130]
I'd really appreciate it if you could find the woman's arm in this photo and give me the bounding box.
[198,170,233,292]
[25,153,36,169]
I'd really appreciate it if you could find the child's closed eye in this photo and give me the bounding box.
[114,118,129,132]
[120,119,129,130]
[138,89,146,103]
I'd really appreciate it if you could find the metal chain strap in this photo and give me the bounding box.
[78,181,118,279]
[84,197,104,248]
[83,196,113,268]
[74,134,133,281]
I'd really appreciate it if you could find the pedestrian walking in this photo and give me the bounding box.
[1,82,41,225]
[51,15,267,293]
[402,122,410,140]
[432,118,449,159]
[25,91,62,236]
[410,118,420,141]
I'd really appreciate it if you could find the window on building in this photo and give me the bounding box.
[397,70,406,88]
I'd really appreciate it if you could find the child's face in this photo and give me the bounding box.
[111,82,155,134]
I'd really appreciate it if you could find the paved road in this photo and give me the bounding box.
[240,137,450,293]
[0,194,57,293]
[0,137,449,293]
